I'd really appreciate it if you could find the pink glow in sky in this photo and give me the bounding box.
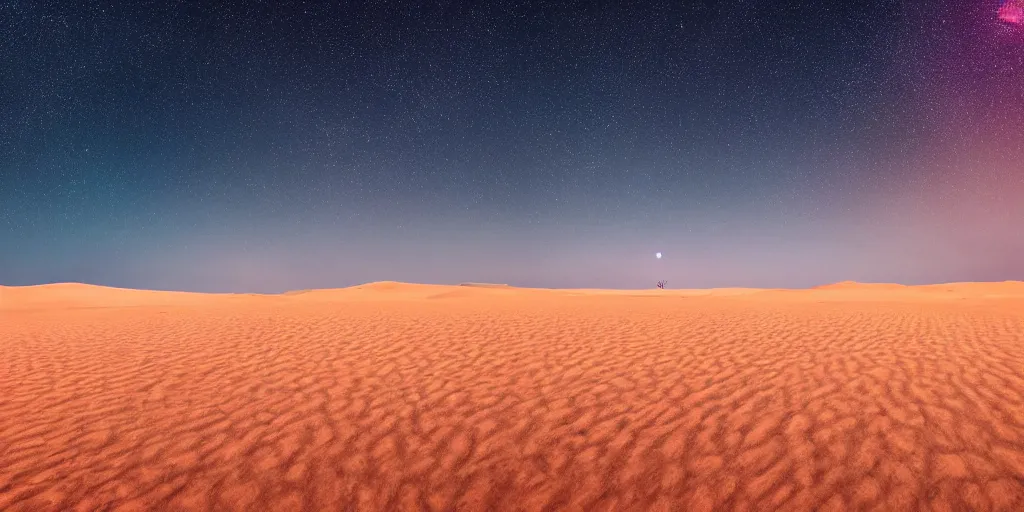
[1000,0,1024,24]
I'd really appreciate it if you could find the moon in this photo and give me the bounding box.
[655,252,662,259]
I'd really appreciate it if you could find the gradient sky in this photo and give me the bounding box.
[2,0,1022,292]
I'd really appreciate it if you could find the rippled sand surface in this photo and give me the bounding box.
[2,281,1023,511]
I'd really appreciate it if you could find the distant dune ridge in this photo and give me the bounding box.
[2,280,1024,509]
[2,280,1024,310]
[811,280,908,290]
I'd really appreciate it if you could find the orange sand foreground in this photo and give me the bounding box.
[2,281,1024,511]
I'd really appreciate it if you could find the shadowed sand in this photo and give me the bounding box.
[2,281,1024,511]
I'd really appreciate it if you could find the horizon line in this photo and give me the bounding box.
[3,279,1023,296]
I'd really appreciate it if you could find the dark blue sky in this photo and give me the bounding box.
[2,0,1022,292]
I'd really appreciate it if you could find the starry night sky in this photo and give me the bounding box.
[2,0,1022,292]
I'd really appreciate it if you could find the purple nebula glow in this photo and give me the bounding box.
[1000,0,1023,24]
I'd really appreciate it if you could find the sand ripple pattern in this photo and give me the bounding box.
[2,289,1024,511]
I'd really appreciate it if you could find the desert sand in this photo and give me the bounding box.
[1,281,1024,511]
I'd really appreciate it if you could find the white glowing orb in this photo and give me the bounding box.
[655,252,662,259]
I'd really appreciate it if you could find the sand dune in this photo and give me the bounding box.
[2,281,1024,510]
